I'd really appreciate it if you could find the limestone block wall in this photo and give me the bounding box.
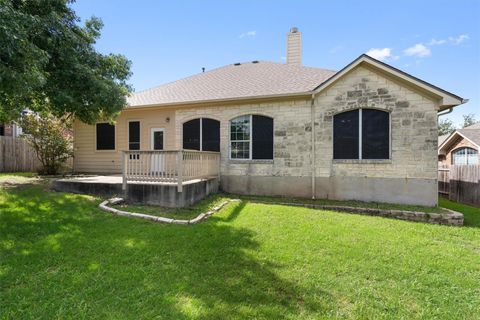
[315,65,438,180]
[175,99,313,178]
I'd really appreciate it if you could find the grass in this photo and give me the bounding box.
[1,173,479,319]
[113,194,230,220]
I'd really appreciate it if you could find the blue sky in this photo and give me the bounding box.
[73,0,479,126]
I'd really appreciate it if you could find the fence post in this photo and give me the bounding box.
[177,150,183,193]
[122,151,127,193]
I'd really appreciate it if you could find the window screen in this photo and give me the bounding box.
[333,110,359,159]
[96,123,115,150]
[252,115,273,159]
[362,109,389,159]
[128,121,140,150]
[153,131,164,150]
[183,119,200,150]
[202,118,220,152]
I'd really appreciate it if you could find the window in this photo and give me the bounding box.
[0,125,4,136]
[333,109,389,160]
[128,121,140,150]
[183,118,220,152]
[452,147,478,165]
[96,123,115,150]
[230,115,273,160]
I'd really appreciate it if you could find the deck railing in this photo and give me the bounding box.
[122,150,220,192]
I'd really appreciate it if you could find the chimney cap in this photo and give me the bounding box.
[290,27,299,33]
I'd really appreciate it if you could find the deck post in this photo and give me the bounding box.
[177,150,183,193]
[122,151,127,193]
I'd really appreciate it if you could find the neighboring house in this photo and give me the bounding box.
[0,123,22,137]
[438,123,480,166]
[73,28,465,206]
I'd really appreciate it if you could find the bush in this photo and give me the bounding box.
[20,113,73,175]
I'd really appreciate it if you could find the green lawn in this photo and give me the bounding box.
[1,174,480,319]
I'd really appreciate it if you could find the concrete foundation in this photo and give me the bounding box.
[127,178,219,208]
[53,176,219,208]
[220,175,437,206]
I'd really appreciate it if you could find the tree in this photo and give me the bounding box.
[438,118,456,136]
[462,113,478,128]
[20,112,73,175]
[0,0,132,124]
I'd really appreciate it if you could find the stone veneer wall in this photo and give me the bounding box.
[174,65,440,206]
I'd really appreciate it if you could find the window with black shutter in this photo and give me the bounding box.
[252,115,273,159]
[362,109,389,159]
[182,118,220,151]
[128,121,140,150]
[333,110,359,159]
[183,119,200,150]
[96,123,115,150]
[202,118,220,152]
[333,109,389,160]
[230,115,273,160]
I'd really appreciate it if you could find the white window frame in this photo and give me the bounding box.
[127,120,141,151]
[95,122,116,152]
[452,147,478,165]
[150,128,165,150]
[229,115,253,160]
[334,109,391,160]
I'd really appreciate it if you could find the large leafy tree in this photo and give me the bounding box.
[438,118,456,136]
[462,113,478,128]
[0,0,132,124]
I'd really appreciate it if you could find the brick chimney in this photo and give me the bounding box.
[286,27,302,65]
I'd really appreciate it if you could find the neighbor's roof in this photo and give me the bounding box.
[438,134,449,147]
[127,61,336,107]
[457,127,480,146]
[438,123,480,153]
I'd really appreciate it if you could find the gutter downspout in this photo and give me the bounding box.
[311,93,316,199]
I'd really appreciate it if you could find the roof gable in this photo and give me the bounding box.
[438,129,480,154]
[313,54,465,110]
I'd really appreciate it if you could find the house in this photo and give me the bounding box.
[0,123,21,137]
[438,123,480,166]
[72,28,465,206]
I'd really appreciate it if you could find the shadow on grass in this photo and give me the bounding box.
[0,184,332,319]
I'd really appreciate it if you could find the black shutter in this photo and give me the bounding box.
[128,121,140,150]
[183,119,200,150]
[362,109,389,159]
[333,110,359,159]
[96,123,115,150]
[252,115,273,159]
[202,118,220,151]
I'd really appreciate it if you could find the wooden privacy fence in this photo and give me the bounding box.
[0,136,41,172]
[438,165,480,206]
[122,150,221,192]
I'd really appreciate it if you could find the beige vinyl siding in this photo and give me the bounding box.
[73,108,176,173]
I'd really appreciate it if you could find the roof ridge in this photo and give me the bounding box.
[130,60,337,97]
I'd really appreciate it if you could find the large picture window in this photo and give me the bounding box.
[96,123,115,150]
[452,147,478,165]
[230,115,273,160]
[333,109,389,160]
[183,118,220,152]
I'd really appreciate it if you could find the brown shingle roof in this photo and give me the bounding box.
[127,61,336,107]
[457,128,480,146]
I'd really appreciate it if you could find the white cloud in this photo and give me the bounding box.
[239,31,256,38]
[366,48,392,61]
[403,43,431,57]
[280,56,286,60]
[427,38,447,46]
[427,34,469,46]
[449,34,469,44]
